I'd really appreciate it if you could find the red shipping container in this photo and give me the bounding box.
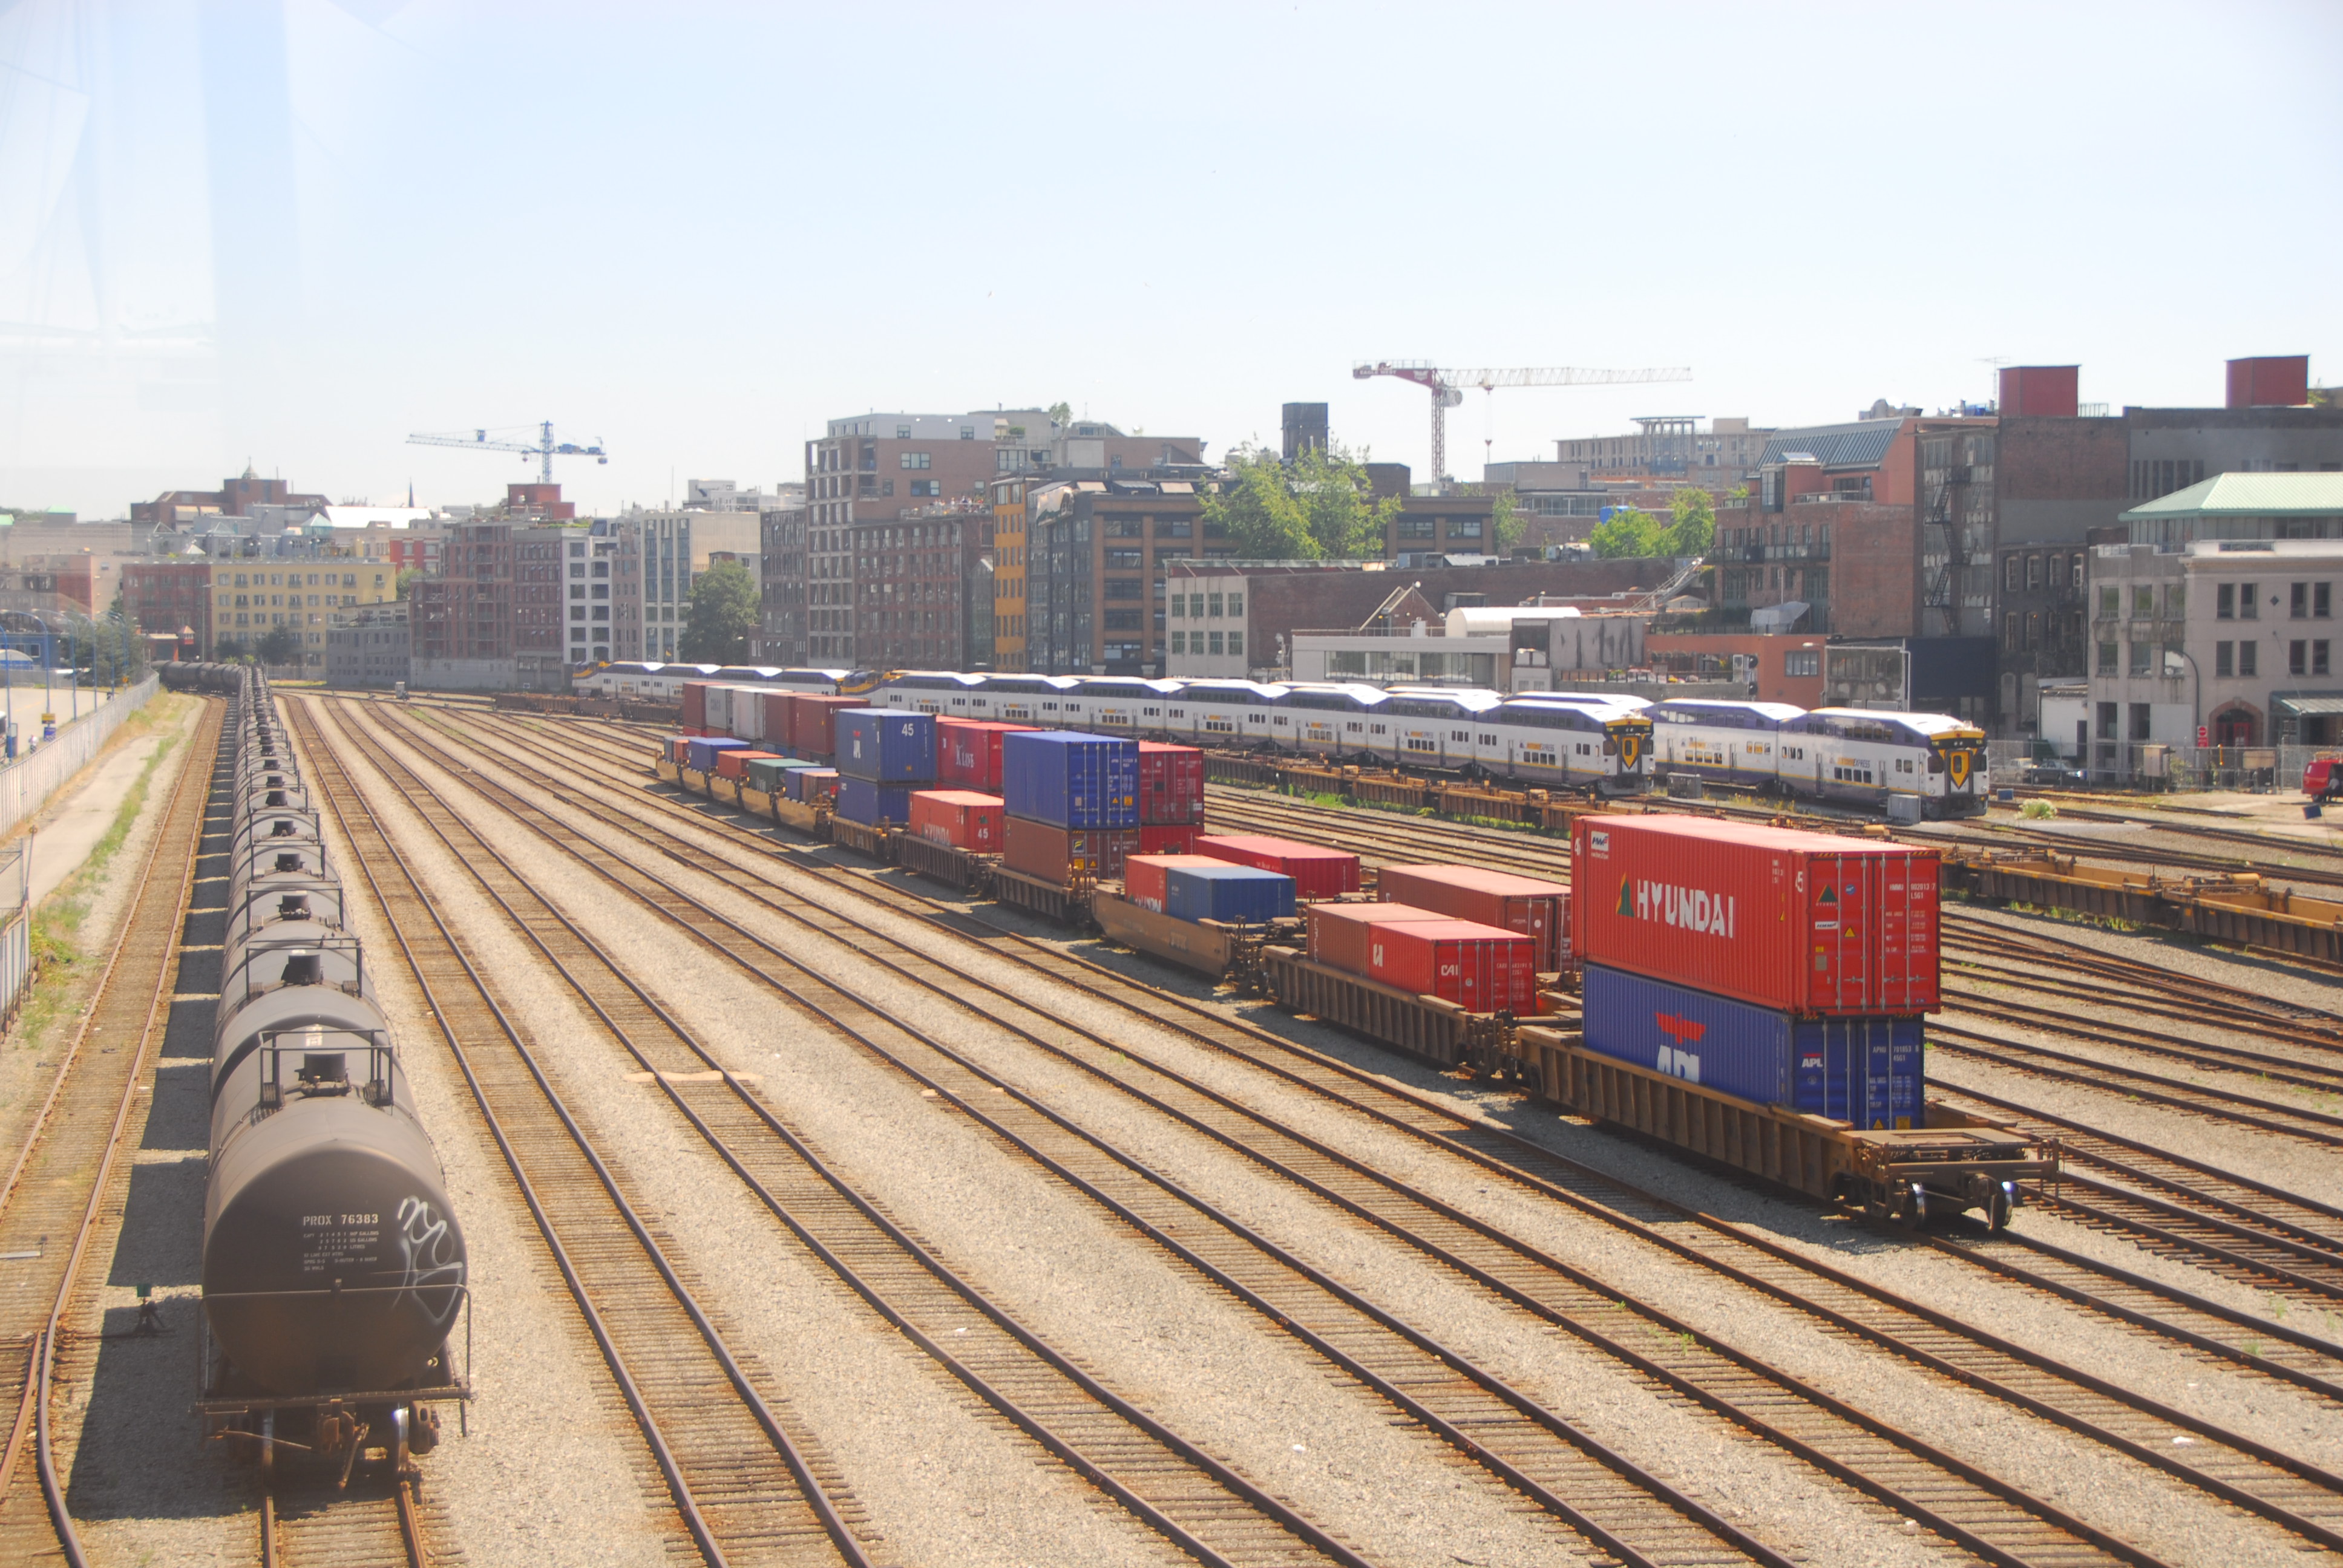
[1121,854,1226,913]
[1137,742,1204,825]
[909,790,1003,852]
[787,693,865,757]
[1379,864,1570,973]
[1138,823,1199,857]
[1002,817,1140,887]
[761,691,795,750]
[937,720,1037,791]
[1366,918,1541,1013]
[1571,815,1940,1016]
[1306,902,1452,977]
[715,749,779,781]
[681,681,709,730]
[1194,834,1360,900]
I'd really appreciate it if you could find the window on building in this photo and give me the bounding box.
[2098,586,2118,619]
[1785,649,1819,676]
[1208,631,1224,655]
[2132,585,2155,618]
[1228,631,1244,656]
[2164,583,2185,617]
[2096,701,2117,740]
[1207,593,1224,618]
[2097,639,2119,675]
[1171,630,1185,655]
[2128,641,2150,676]
[2129,703,2152,741]
[900,451,931,469]
[2240,582,2259,619]
[2319,583,2334,619]
[2293,582,2310,618]
[2240,641,2258,676]
[2005,556,2020,592]
[2218,583,2236,619]
[2217,641,2234,678]
[2290,639,2308,676]
[1397,518,1435,540]
[2318,641,2334,676]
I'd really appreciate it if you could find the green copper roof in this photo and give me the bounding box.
[2121,471,2343,520]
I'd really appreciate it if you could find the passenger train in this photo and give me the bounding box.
[1648,698,1988,817]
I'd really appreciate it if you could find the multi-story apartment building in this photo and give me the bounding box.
[758,505,810,666]
[1552,416,1774,480]
[990,477,1031,670]
[202,560,398,668]
[851,499,989,670]
[626,505,759,661]
[121,560,218,659]
[326,604,411,689]
[1025,480,1207,676]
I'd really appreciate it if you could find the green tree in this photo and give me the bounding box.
[680,561,759,663]
[213,636,251,662]
[1046,401,1073,428]
[1201,443,1398,560]
[1588,505,1670,559]
[395,567,422,600]
[256,626,301,666]
[1667,488,1716,557]
[1490,489,1523,552]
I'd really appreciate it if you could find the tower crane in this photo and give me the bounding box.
[405,421,609,485]
[1352,361,1693,489]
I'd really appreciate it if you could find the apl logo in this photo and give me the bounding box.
[1654,1012,1703,1083]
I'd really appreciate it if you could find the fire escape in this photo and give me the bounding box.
[1921,440,1969,636]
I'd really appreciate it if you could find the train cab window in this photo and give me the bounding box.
[1371,724,1386,735]
[1273,716,1289,725]
[1451,730,1468,741]
[1479,733,1496,746]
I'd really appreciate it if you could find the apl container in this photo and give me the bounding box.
[835,776,917,826]
[1305,902,1452,978]
[715,749,778,782]
[1002,731,1138,829]
[1378,864,1570,973]
[1578,964,1925,1131]
[1137,742,1205,825]
[837,710,937,782]
[938,720,1037,792]
[1001,816,1139,886]
[787,693,866,758]
[1138,823,1199,857]
[1571,815,1941,1016]
[1122,854,1228,913]
[1164,863,1295,925]
[1366,919,1540,1013]
[684,736,749,774]
[785,767,838,803]
[909,790,1003,851]
[1194,834,1360,900]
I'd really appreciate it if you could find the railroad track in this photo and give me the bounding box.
[285,701,878,1568]
[1941,941,2343,1048]
[305,698,1378,1568]
[0,696,215,1564]
[405,701,2343,1563]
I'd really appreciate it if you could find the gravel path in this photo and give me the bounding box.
[402,708,2342,1567]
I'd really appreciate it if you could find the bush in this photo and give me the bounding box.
[2019,799,2057,820]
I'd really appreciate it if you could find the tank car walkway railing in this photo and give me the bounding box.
[0,687,215,1565]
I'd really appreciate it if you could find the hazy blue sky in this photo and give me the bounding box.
[3,0,2338,519]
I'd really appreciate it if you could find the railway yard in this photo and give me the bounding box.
[5,686,2342,1568]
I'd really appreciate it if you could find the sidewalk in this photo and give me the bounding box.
[21,696,203,909]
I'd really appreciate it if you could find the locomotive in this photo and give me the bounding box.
[188,665,468,1482]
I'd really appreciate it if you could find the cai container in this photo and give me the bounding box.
[1163,863,1295,925]
[1578,964,1925,1131]
[1365,918,1541,1013]
[1137,823,1199,857]
[1378,864,1570,973]
[909,789,1003,852]
[681,682,709,730]
[684,737,749,774]
[1193,834,1361,900]
[837,710,937,782]
[1137,742,1205,825]
[1122,854,1230,914]
[1571,815,1941,1016]
[786,693,865,758]
[715,748,778,782]
[784,766,839,803]
[1305,901,1453,979]
[938,720,1037,792]
[1001,816,1140,886]
[1001,731,1139,829]
[835,776,917,827]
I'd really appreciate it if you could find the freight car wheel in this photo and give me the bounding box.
[1986,1184,2014,1233]
[1893,1181,1929,1230]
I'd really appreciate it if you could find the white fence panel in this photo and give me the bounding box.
[0,676,161,842]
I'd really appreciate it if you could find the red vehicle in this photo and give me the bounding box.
[1570,815,1940,1017]
[2308,757,2343,809]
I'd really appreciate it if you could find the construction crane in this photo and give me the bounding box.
[405,420,609,485]
[1352,361,1693,489]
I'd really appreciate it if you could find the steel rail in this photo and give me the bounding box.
[289,704,870,1568]
[320,701,1371,1568]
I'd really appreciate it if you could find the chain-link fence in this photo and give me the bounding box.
[1994,739,2331,794]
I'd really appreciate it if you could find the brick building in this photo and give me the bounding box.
[758,505,810,665]
[326,604,411,690]
[131,466,329,527]
[1025,480,1206,675]
[853,499,991,671]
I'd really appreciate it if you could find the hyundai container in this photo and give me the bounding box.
[1571,815,1940,1016]
[1366,919,1540,1013]
[785,766,838,803]
[1378,864,1569,973]
[1164,863,1295,925]
[909,790,1003,852]
[1138,823,1199,857]
[1002,731,1138,829]
[787,693,866,758]
[715,748,779,782]
[837,710,937,783]
[1137,742,1205,825]
[1122,854,1228,913]
[681,681,709,731]
[684,736,749,774]
[1193,834,1361,899]
[836,776,918,827]
[1578,964,1924,1131]
[938,720,1037,791]
[1001,816,1139,886]
[1305,901,1452,978]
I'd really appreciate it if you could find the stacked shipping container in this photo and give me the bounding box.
[1000,731,1141,886]
[1378,866,1570,973]
[1193,834,1360,900]
[834,710,937,826]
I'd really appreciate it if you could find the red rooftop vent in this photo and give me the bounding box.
[1997,365,2079,418]
[2226,356,2310,409]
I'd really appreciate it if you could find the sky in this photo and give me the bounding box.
[2,0,2338,520]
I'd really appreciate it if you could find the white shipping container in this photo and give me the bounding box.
[729,685,765,742]
[703,684,733,733]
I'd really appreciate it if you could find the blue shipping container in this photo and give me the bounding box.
[1001,731,1138,828]
[784,767,838,803]
[1163,863,1296,924]
[685,736,750,773]
[835,776,918,826]
[1579,964,1924,1130]
[836,710,937,782]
